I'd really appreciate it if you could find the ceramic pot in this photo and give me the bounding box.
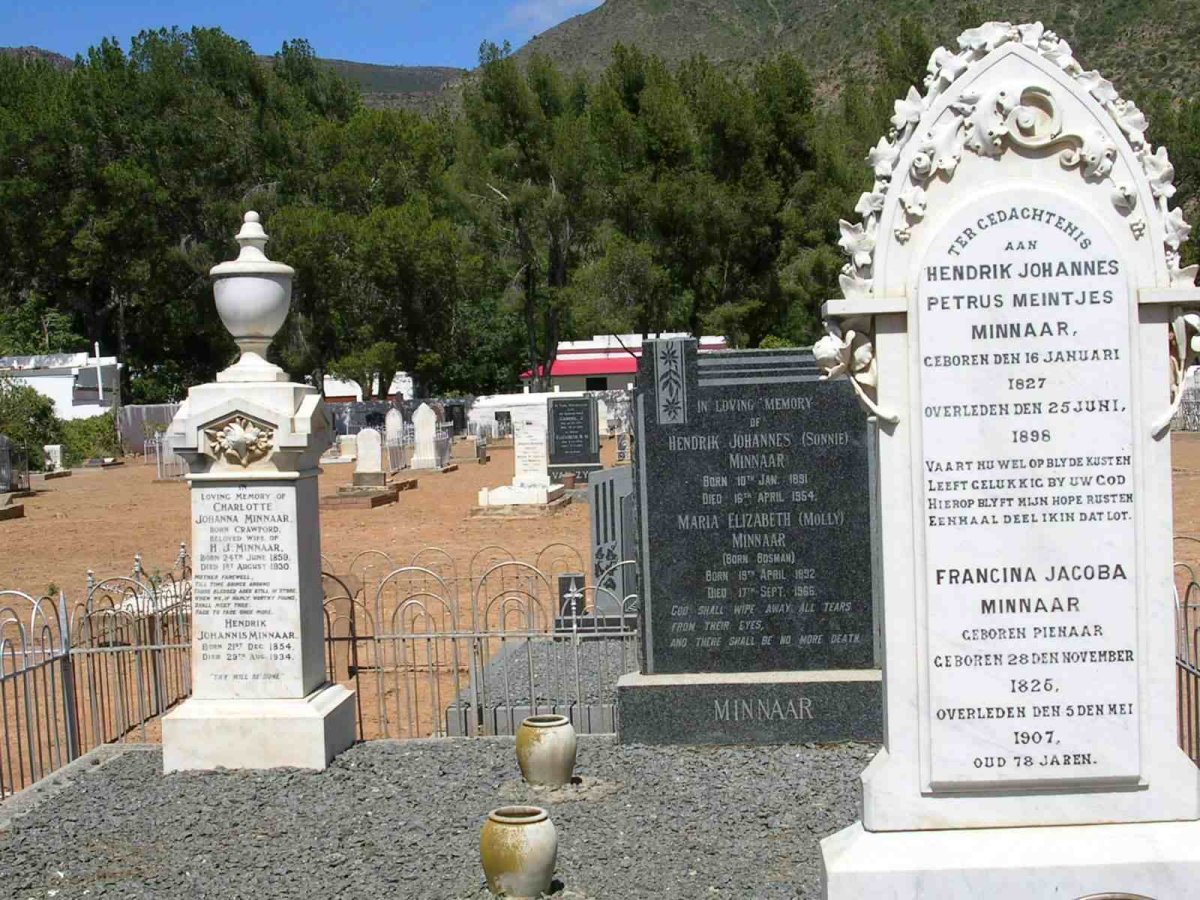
[516,714,577,786]
[480,806,557,898]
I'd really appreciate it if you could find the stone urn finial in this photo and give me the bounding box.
[210,210,295,383]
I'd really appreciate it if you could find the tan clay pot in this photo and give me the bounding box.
[480,805,558,898]
[516,714,577,786]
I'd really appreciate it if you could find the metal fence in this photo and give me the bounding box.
[0,544,637,798]
[144,434,187,481]
[322,544,639,739]
[0,567,192,799]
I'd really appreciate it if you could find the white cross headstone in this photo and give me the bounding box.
[410,403,438,469]
[817,21,1200,897]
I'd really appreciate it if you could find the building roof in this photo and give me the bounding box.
[521,334,726,379]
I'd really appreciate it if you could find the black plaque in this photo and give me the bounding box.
[548,396,601,482]
[635,339,873,674]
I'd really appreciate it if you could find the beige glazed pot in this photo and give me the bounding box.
[516,714,577,786]
[480,806,558,898]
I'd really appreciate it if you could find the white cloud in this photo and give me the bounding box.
[504,0,602,32]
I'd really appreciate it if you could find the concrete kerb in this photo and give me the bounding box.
[0,744,159,831]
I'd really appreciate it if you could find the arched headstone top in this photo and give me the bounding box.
[836,21,1194,302]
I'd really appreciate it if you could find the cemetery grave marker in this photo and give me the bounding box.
[162,211,354,772]
[618,339,880,744]
[547,395,601,484]
[588,465,637,618]
[815,22,1200,897]
[410,403,439,469]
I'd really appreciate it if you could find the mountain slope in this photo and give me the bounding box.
[514,0,1200,100]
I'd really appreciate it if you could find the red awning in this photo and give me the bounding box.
[521,356,640,379]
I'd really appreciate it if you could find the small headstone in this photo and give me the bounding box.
[547,396,601,483]
[336,434,356,460]
[384,408,403,445]
[353,428,385,487]
[410,403,439,469]
[43,444,63,472]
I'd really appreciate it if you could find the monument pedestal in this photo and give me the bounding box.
[617,671,881,745]
[823,819,1200,899]
[163,683,355,772]
[161,210,356,774]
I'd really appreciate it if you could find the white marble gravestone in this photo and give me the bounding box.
[410,403,439,469]
[355,428,382,473]
[816,22,1200,897]
[353,427,385,487]
[384,407,403,445]
[161,212,355,773]
[43,445,62,472]
[477,401,563,506]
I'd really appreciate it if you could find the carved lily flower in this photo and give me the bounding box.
[1077,70,1118,105]
[1112,99,1147,147]
[838,269,873,299]
[891,86,925,132]
[813,327,851,381]
[867,136,900,179]
[959,21,1013,53]
[900,185,927,219]
[1143,146,1176,199]
[1165,207,1192,251]
[1017,21,1044,49]
[838,219,876,270]
[854,190,885,219]
[929,47,970,87]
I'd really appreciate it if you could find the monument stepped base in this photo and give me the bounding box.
[822,818,1200,899]
[162,683,355,773]
[618,670,881,745]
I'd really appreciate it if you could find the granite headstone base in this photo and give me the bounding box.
[617,671,881,745]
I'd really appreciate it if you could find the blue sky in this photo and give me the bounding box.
[1,0,603,68]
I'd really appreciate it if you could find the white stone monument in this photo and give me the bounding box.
[410,403,439,469]
[43,445,63,472]
[162,211,355,773]
[353,427,384,486]
[817,22,1200,896]
[384,407,403,445]
[477,401,563,506]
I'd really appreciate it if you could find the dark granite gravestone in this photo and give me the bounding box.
[617,338,881,744]
[589,466,636,616]
[547,396,601,483]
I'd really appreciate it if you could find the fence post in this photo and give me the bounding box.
[57,593,81,761]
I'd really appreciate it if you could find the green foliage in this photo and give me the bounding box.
[3,15,1197,397]
[0,375,61,467]
[60,411,119,465]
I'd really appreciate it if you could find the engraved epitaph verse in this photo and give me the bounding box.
[638,343,873,674]
[549,398,598,464]
[192,484,304,698]
[918,189,1139,788]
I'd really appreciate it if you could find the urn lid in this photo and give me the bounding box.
[210,211,295,279]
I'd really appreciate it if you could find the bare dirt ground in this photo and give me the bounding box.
[0,440,616,600]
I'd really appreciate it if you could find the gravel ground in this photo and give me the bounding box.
[459,636,638,708]
[0,738,874,900]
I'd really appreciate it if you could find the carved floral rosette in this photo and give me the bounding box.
[817,21,1199,422]
[204,414,274,467]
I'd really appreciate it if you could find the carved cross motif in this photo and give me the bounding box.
[204,415,274,467]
